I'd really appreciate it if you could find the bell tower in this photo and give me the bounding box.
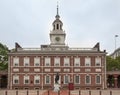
[50,4,66,47]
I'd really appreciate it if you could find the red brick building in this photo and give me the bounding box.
[8,6,106,90]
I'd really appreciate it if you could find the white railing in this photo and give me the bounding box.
[69,48,97,51]
[17,47,98,52]
[17,48,41,51]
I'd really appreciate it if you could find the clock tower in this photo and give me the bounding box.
[50,4,66,47]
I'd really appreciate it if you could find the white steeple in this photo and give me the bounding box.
[50,3,66,47]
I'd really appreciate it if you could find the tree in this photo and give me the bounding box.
[106,56,120,71]
[0,43,9,70]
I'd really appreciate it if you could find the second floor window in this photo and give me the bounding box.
[64,57,70,66]
[24,57,29,66]
[85,57,91,66]
[74,58,80,66]
[13,57,19,66]
[34,57,40,66]
[45,57,50,66]
[54,57,60,66]
[95,57,101,66]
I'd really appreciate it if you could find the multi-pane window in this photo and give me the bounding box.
[74,58,80,66]
[34,75,40,84]
[24,57,29,66]
[24,75,29,84]
[85,57,91,66]
[13,75,19,84]
[64,57,70,66]
[74,75,80,84]
[54,57,60,66]
[45,57,50,66]
[64,75,70,84]
[96,75,101,84]
[13,57,19,66]
[85,75,91,84]
[45,75,51,84]
[34,57,40,66]
[95,57,101,66]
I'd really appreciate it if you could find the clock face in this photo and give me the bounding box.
[55,37,60,42]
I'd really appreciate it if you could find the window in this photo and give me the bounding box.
[64,57,70,66]
[57,24,59,29]
[64,75,70,84]
[95,57,101,66]
[74,58,80,66]
[54,57,60,66]
[74,75,80,84]
[45,57,50,66]
[24,75,29,84]
[85,75,91,84]
[13,57,19,66]
[45,75,51,84]
[34,75,40,84]
[24,57,29,66]
[34,57,40,66]
[96,75,101,84]
[13,75,19,84]
[85,57,91,66]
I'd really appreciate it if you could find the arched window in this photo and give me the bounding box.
[57,24,59,29]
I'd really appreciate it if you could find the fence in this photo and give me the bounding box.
[0,90,119,95]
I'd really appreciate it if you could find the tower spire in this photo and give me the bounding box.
[56,1,60,19]
[57,1,59,15]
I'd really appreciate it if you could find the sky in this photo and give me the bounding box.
[0,0,120,54]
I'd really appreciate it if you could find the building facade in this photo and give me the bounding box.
[110,47,120,59]
[8,6,106,90]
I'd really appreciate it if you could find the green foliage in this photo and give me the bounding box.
[0,43,9,70]
[106,56,120,71]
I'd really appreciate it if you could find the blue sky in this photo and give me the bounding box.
[0,0,120,54]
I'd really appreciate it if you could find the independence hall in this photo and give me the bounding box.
[8,6,107,90]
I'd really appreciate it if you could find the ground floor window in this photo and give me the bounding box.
[24,75,29,84]
[45,75,51,84]
[13,75,19,84]
[64,75,70,84]
[34,75,40,84]
[85,75,91,84]
[74,75,80,84]
[96,75,101,84]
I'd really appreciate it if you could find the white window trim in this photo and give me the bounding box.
[13,75,19,84]
[13,57,19,66]
[64,58,70,66]
[24,57,30,67]
[34,57,40,66]
[85,57,91,67]
[95,57,101,66]
[85,75,91,84]
[45,75,51,84]
[64,75,70,84]
[96,75,101,84]
[24,75,30,84]
[74,58,80,66]
[34,75,40,84]
[45,57,51,66]
[54,57,60,66]
[74,75,80,84]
